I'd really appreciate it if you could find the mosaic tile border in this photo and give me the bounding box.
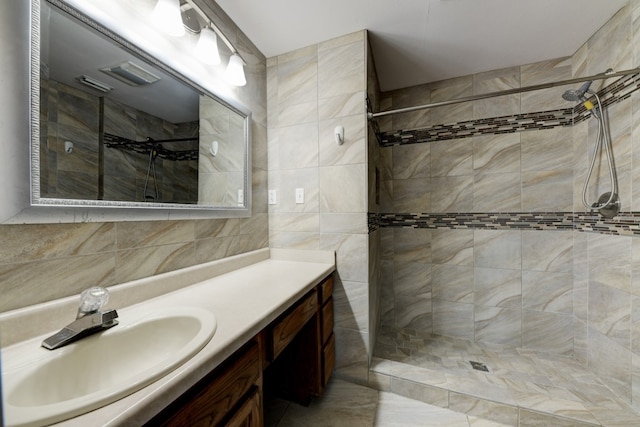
[376,73,640,147]
[368,212,640,237]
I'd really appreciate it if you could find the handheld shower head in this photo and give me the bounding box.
[562,81,593,102]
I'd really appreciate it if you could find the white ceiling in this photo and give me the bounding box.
[215,0,628,91]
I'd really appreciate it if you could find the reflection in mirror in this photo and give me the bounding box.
[35,0,250,210]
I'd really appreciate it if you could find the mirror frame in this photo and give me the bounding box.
[0,0,252,224]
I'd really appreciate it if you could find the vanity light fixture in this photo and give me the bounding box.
[225,53,247,87]
[195,27,221,65]
[77,75,113,93]
[152,0,185,37]
[150,0,248,86]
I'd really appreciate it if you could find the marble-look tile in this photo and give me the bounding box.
[318,91,364,120]
[275,47,317,108]
[334,279,369,332]
[474,306,522,347]
[318,41,365,99]
[588,281,631,347]
[319,115,366,166]
[521,126,574,172]
[432,300,474,339]
[116,220,195,249]
[473,172,521,212]
[320,213,367,234]
[393,177,430,212]
[474,268,522,309]
[431,229,474,266]
[587,3,632,78]
[333,327,370,384]
[269,213,319,232]
[395,296,432,331]
[432,264,474,303]
[520,56,573,113]
[376,389,469,427]
[431,138,473,177]
[633,296,640,355]
[474,230,522,270]
[522,230,573,273]
[115,242,196,284]
[389,84,431,131]
[319,164,366,213]
[522,270,573,314]
[521,169,573,212]
[393,261,431,298]
[388,377,450,408]
[472,134,521,175]
[522,311,573,355]
[393,228,431,263]
[0,223,115,263]
[268,122,319,170]
[588,233,632,293]
[0,254,116,312]
[320,233,368,283]
[573,231,589,322]
[275,379,377,427]
[449,392,519,426]
[472,66,521,119]
[430,76,474,125]
[431,176,474,213]
[266,230,320,250]
[392,143,430,180]
[518,407,599,427]
[269,169,320,213]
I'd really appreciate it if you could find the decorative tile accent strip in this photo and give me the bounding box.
[368,212,640,237]
[376,73,640,147]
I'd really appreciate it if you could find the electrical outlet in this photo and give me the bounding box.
[237,189,244,206]
[268,189,277,205]
[295,188,304,204]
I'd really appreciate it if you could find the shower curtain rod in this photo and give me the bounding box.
[368,66,640,119]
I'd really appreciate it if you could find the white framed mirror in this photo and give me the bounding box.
[0,0,252,223]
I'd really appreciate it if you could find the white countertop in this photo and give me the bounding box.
[0,248,335,426]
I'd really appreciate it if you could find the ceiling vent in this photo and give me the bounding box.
[76,75,113,93]
[100,61,161,86]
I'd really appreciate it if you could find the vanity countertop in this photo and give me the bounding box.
[0,248,335,426]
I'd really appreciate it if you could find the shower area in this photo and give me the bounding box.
[365,6,640,425]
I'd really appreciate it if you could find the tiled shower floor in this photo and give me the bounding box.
[372,326,640,426]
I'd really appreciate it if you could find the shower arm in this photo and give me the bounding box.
[368,67,636,119]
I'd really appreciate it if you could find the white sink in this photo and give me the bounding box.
[2,306,216,427]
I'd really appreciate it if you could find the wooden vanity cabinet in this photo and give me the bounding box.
[146,273,334,426]
[147,337,263,427]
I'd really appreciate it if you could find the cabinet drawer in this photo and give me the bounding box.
[270,291,318,359]
[160,340,261,427]
[321,297,334,345]
[320,276,334,304]
[224,386,262,427]
[322,333,335,386]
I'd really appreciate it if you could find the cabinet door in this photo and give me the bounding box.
[225,386,262,427]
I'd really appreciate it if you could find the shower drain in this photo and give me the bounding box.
[469,361,489,372]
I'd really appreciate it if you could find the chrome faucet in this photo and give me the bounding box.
[41,287,119,350]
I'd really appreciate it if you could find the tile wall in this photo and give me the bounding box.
[373,0,640,408]
[266,31,371,383]
[0,0,268,313]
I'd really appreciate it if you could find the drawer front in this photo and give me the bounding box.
[321,298,334,345]
[321,276,334,304]
[270,291,318,359]
[162,340,261,427]
[322,333,335,386]
[224,386,262,427]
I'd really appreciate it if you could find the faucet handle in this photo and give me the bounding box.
[77,286,109,318]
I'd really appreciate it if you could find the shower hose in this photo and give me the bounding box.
[581,90,617,210]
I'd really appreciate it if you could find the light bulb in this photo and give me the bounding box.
[151,0,185,37]
[225,53,246,86]
[196,27,221,65]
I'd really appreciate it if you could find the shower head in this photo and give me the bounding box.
[562,81,593,102]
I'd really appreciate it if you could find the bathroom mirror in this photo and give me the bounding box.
[27,0,251,219]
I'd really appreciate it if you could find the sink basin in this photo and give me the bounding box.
[2,306,216,427]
